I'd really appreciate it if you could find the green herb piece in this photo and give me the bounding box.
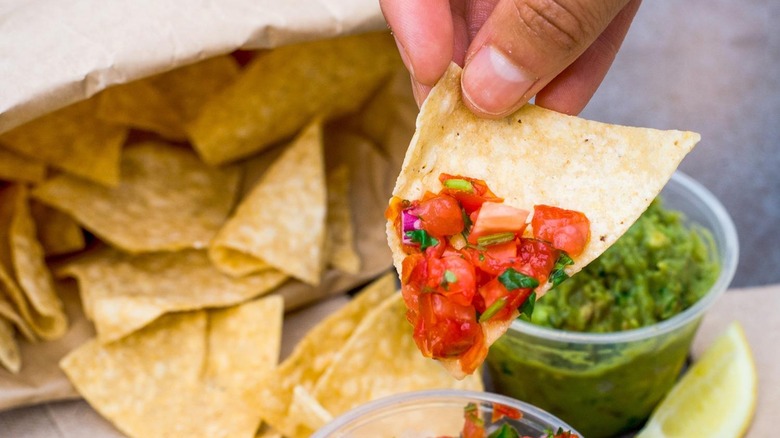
[405,229,439,250]
[498,268,539,290]
[488,423,521,438]
[443,178,474,192]
[519,291,536,320]
[477,232,516,246]
[461,208,473,237]
[548,252,574,288]
[479,297,507,322]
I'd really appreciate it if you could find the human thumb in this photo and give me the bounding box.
[461,0,632,117]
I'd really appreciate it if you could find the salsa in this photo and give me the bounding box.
[386,174,590,374]
[486,197,721,437]
[449,402,578,438]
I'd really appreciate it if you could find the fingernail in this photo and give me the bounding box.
[462,45,536,115]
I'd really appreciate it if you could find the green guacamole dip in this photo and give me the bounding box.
[486,198,721,437]
[532,198,720,332]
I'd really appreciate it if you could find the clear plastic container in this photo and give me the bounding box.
[312,389,579,438]
[485,172,739,437]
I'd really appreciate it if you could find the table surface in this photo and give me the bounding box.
[1,0,778,436]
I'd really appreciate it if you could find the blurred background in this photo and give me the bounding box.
[580,0,779,288]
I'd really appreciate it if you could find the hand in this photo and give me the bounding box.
[380,0,642,117]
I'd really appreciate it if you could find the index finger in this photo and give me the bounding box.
[380,0,454,86]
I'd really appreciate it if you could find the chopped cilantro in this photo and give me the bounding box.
[488,423,520,438]
[498,268,539,290]
[548,252,574,288]
[405,229,439,250]
[519,292,536,320]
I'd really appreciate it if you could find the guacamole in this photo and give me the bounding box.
[532,198,720,332]
[486,197,721,437]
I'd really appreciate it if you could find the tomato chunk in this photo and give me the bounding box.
[414,293,481,359]
[532,205,590,256]
[414,194,464,237]
[425,255,477,306]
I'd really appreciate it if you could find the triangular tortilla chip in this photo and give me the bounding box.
[323,164,361,274]
[57,246,287,343]
[209,120,327,285]
[0,97,126,186]
[0,184,67,341]
[97,55,240,140]
[186,32,399,165]
[32,141,240,253]
[387,63,699,378]
[255,273,396,437]
[293,293,482,437]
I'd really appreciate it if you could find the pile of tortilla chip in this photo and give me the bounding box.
[0,29,418,408]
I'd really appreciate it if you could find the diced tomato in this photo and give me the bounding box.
[483,240,517,260]
[462,404,486,438]
[414,293,481,359]
[476,278,533,321]
[491,403,523,422]
[531,204,591,256]
[469,202,529,244]
[414,194,464,237]
[439,174,502,214]
[512,238,560,285]
[425,255,477,306]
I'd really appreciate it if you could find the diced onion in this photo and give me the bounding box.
[402,209,421,245]
[449,233,467,250]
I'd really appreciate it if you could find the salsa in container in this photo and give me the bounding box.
[485,172,738,437]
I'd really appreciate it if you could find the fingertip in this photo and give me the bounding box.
[381,0,454,86]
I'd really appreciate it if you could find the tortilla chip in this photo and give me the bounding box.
[97,56,240,140]
[0,98,127,186]
[0,317,20,374]
[287,385,334,433]
[308,293,482,422]
[61,295,284,438]
[0,184,67,341]
[60,296,283,438]
[324,165,361,274]
[205,295,283,394]
[0,296,35,342]
[387,63,699,378]
[0,147,46,183]
[32,141,240,253]
[255,273,396,436]
[30,201,85,257]
[57,246,287,343]
[187,32,399,165]
[209,120,326,285]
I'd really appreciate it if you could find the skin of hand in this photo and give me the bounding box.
[379,0,642,117]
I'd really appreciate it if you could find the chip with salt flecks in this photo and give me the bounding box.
[255,273,396,437]
[32,141,240,253]
[187,32,399,165]
[323,164,360,274]
[56,246,287,343]
[0,147,46,184]
[0,97,126,187]
[209,120,326,285]
[30,201,85,257]
[97,56,240,140]
[60,295,284,438]
[0,184,67,341]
